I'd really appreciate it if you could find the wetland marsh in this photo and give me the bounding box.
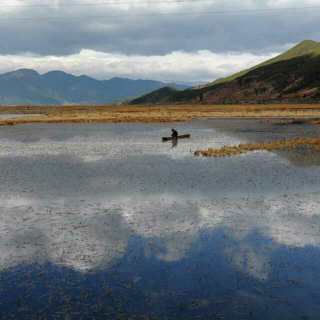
[2,104,320,126]
[1,119,320,319]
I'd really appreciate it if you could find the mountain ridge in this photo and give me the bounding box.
[0,69,190,105]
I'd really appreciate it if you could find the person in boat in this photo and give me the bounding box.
[171,129,178,139]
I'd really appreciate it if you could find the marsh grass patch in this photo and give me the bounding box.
[194,137,320,157]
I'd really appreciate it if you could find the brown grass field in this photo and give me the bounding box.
[2,104,320,126]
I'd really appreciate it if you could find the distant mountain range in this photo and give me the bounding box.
[0,69,190,105]
[161,80,209,87]
[155,40,320,104]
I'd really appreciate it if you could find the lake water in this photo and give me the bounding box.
[0,114,44,119]
[0,119,320,319]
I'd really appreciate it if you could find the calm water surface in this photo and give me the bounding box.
[0,120,320,319]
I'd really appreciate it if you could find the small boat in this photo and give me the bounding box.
[162,134,191,141]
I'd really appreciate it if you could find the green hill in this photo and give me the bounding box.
[128,86,180,104]
[161,40,320,104]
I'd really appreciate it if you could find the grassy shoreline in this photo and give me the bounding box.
[2,104,320,126]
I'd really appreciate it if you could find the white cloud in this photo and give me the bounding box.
[0,49,278,81]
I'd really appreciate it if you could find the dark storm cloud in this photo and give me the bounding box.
[0,0,319,56]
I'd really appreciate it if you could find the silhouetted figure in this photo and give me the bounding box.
[171,129,178,139]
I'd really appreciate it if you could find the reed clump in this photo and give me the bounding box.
[194,137,320,157]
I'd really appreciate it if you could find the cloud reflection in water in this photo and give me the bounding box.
[1,194,320,279]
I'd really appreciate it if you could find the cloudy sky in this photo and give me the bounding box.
[0,0,319,82]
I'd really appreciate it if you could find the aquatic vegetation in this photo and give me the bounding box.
[194,137,320,157]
